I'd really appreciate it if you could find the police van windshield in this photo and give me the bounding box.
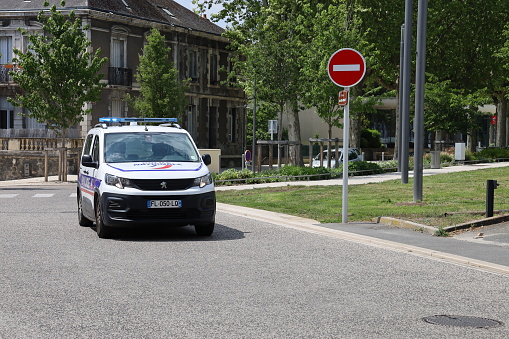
[104,133,200,163]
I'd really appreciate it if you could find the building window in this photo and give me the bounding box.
[228,108,237,142]
[0,97,14,129]
[228,59,237,85]
[0,36,13,82]
[0,110,13,129]
[209,53,218,85]
[208,106,218,148]
[110,98,125,118]
[111,37,126,68]
[188,50,197,81]
[0,36,12,64]
[187,105,196,138]
[109,27,132,86]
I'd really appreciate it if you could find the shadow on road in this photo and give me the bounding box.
[89,223,247,242]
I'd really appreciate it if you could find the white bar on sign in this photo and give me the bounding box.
[333,64,360,72]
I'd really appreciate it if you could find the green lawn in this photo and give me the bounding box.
[216,167,509,227]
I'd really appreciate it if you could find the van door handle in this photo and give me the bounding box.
[84,170,89,175]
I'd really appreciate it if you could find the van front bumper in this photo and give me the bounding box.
[99,191,216,227]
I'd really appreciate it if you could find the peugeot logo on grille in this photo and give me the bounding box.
[160,181,167,189]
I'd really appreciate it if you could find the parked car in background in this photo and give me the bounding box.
[312,148,362,168]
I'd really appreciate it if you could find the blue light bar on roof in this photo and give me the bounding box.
[99,117,178,123]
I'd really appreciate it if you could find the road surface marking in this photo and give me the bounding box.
[0,194,18,198]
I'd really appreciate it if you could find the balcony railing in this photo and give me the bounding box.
[108,67,133,86]
[0,64,15,83]
[0,137,84,151]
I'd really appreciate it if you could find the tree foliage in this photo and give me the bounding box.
[9,0,107,137]
[197,0,509,148]
[127,28,188,119]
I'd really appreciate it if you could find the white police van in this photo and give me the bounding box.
[77,117,215,238]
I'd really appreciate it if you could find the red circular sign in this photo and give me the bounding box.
[327,48,366,88]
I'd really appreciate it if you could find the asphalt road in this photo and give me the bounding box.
[1,184,509,338]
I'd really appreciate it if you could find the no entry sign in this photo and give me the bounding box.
[326,48,366,224]
[327,48,366,88]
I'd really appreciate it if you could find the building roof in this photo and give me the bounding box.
[0,0,224,35]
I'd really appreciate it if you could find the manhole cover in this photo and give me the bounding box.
[423,315,503,328]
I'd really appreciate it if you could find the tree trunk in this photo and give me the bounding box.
[277,104,283,167]
[489,121,496,147]
[395,92,400,160]
[350,114,361,149]
[285,101,303,166]
[435,130,445,150]
[327,123,333,168]
[466,130,477,153]
[496,96,507,147]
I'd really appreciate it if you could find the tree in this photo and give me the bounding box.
[127,28,188,119]
[9,0,107,139]
[424,0,509,150]
[199,0,324,166]
[423,77,488,142]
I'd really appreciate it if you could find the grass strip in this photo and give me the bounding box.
[216,167,509,227]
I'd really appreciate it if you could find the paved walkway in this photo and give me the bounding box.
[1,161,509,188]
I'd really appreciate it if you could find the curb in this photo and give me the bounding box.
[376,217,438,235]
[377,214,509,235]
[218,203,509,276]
[444,214,509,232]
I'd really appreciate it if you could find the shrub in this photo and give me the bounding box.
[423,152,454,164]
[348,161,384,175]
[378,160,399,171]
[476,147,509,160]
[360,129,382,148]
[331,161,384,176]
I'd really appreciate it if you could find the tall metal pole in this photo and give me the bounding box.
[252,81,257,172]
[413,0,428,202]
[397,24,405,172]
[342,87,350,223]
[401,0,412,184]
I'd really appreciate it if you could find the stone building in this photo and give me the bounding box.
[0,0,246,165]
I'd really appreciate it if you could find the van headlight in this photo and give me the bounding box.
[105,173,134,189]
[193,173,213,188]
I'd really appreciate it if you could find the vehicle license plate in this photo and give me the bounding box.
[147,200,182,208]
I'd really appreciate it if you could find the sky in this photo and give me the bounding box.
[172,0,227,28]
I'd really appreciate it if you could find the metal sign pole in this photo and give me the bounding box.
[342,87,350,223]
[327,48,365,224]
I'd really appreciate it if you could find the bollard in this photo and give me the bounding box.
[486,180,499,217]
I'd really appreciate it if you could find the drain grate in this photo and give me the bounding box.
[423,315,503,328]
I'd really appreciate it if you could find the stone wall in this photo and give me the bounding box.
[0,150,80,181]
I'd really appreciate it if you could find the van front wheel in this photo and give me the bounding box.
[95,197,114,239]
[78,192,93,227]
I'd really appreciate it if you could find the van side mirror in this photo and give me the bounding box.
[202,154,211,166]
[81,154,98,169]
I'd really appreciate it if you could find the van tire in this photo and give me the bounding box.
[78,192,93,227]
[95,196,114,239]
[195,223,214,236]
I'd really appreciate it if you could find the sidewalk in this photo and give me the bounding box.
[2,161,509,188]
[0,175,78,187]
